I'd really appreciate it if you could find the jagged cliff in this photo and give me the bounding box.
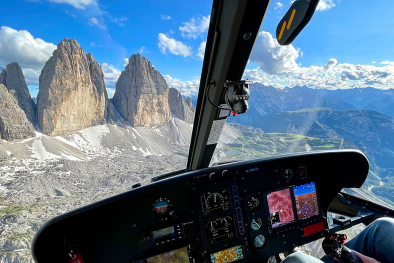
[168,88,195,123]
[0,62,37,125]
[0,84,35,141]
[112,54,171,126]
[37,39,108,136]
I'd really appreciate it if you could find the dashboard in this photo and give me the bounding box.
[32,150,369,263]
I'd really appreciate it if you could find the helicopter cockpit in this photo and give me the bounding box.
[31,0,394,262]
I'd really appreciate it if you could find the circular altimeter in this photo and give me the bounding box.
[154,198,170,215]
[302,201,313,217]
[283,169,293,181]
[206,193,224,210]
[247,196,260,212]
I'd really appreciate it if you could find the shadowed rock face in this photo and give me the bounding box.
[168,88,195,123]
[0,84,35,141]
[37,38,108,136]
[0,62,37,125]
[112,53,171,127]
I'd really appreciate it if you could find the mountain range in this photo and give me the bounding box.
[0,39,195,141]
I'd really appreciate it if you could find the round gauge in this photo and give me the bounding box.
[154,198,170,215]
[206,221,218,231]
[254,235,266,248]
[251,218,263,231]
[283,169,294,181]
[220,216,233,227]
[206,193,224,210]
[247,196,260,212]
[302,201,313,217]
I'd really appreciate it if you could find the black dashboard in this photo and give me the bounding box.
[32,150,369,263]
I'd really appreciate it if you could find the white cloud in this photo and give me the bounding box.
[138,46,147,54]
[89,17,106,29]
[101,63,121,89]
[160,14,172,20]
[47,0,96,9]
[0,26,56,85]
[372,61,376,64]
[106,15,128,27]
[90,41,96,47]
[324,58,337,71]
[316,0,336,11]
[158,33,192,57]
[196,41,206,60]
[250,31,300,74]
[123,58,129,67]
[179,15,210,39]
[163,75,200,97]
[243,31,394,90]
[106,88,115,98]
[275,2,284,10]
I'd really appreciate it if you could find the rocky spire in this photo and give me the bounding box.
[37,38,108,136]
[112,53,171,126]
[0,62,37,125]
[168,88,195,123]
[0,84,35,141]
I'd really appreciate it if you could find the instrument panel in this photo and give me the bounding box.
[32,150,369,263]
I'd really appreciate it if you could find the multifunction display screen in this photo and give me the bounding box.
[135,246,190,263]
[201,188,232,217]
[266,188,295,228]
[293,182,319,220]
[210,245,244,263]
[205,216,236,244]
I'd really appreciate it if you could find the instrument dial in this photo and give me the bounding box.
[251,218,263,231]
[153,198,171,215]
[254,235,266,248]
[283,169,294,181]
[206,193,224,210]
[247,196,260,212]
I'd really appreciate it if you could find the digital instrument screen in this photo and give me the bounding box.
[153,226,175,240]
[293,182,319,220]
[266,188,295,228]
[205,216,236,244]
[210,245,244,263]
[135,247,190,263]
[201,188,232,217]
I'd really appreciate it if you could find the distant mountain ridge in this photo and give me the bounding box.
[228,83,355,124]
[247,108,394,175]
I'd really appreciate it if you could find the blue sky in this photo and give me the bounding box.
[1,0,394,98]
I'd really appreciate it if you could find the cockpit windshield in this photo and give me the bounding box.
[1,0,394,262]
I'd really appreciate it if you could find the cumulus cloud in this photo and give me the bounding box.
[89,17,106,29]
[161,14,172,20]
[196,41,206,60]
[275,2,284,10]
[163,75,200,97]
[0,26,56,85]
[381,61,394,66]
[316,0,336,11]
[324,58,337,71]
[158,33,192,57]
[101,63,121,89]
[47,0,96,9]
[179,15,210,39]
[138,46,147,54]
[106,88,115,98]
[249,31,300,74]
[123,58,129,67]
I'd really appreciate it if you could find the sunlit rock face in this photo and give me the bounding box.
[0,84,35,141]
[112,53,171,127]
[37,38,108,136]
[168,87,195,123]
[0,62,37,125]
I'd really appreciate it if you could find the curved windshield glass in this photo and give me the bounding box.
[213,0,394,210]
[1,0,394,262]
